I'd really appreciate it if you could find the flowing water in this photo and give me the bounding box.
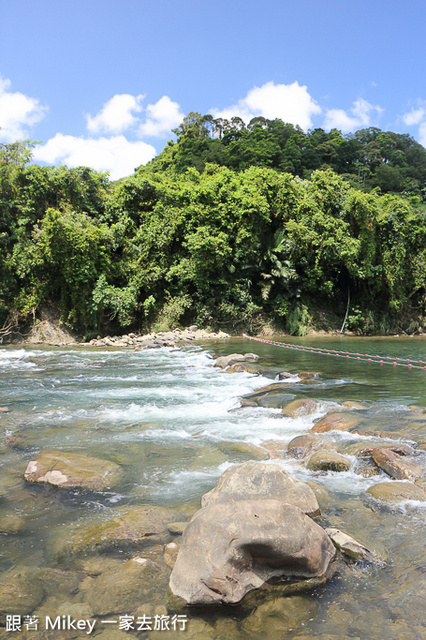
[0,336,425,639]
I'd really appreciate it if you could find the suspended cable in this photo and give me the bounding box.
[242,334,426,371]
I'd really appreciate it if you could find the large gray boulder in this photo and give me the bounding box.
[169,499,335,605]
[201,461,319,516]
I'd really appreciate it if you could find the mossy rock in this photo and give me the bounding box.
[306,451,352,473]
[367,481,426,503]
[24,450,122,491]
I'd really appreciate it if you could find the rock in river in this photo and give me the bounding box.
[281,398,318,418]
[311,412,361,433]
[325,527,377,563]
[201,460,320,516]
[54,506,173,557]
[306,451,352,473]
[0,568,45,615]
[84,557,169,615]
[24,450,122,491]
[287,434,324,459]
[367,481,426,503]
[371,448,422,482]
[169,499,335,605]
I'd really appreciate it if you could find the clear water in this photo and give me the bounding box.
[0,337,425,639]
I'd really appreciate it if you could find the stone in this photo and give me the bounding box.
[306,451,352,473]
[249,382,293,395]
[311,412,361,433]
[341,400,367,410]
[0,513,26,534]
[0,568,45,615]
[367,481,426,503]
[225,363,258,374]
[167,521,187,535]
[39,568,81,598]
[255,393,293,408]
[214,353,259,369]
[217,441,267,460]
[241,595,319,639]
[281,398,318,418]
[164,541,180,568]
[0,406,10,412]
[372,448,422,481]
[287,434,323,459]
[239,386,294,408]
[298,371,320,379]
[353,429,406,440]
[343,442,414,457]
[277,371,293,379]
[261,440,287,458]
[5,433,26,448]
[55,506,173,557]
[24,450,122,491]
[201,461,320,516]
[169,499,335,605]
[84,558,169,616]
[325,527,378,563]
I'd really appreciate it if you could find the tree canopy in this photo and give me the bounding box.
[142,114,426,201]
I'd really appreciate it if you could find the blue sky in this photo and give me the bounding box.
[1,0,425,179]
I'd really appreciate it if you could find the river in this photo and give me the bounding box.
[0,336,425,639]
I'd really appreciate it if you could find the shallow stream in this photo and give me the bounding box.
[0,336,425,639]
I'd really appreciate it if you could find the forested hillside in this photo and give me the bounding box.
[1,126,425,340]
[144,113,426,199]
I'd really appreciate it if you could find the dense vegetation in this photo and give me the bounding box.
[1,122,425,340]
[145,113,426,200]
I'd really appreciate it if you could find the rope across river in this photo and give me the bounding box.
[242,334,426,371]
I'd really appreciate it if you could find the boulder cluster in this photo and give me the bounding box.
[85,326,230,350]
[212,357,426,505]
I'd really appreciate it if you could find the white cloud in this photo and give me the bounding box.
[0,75,47,142]
[138,96,184,137]
[402,107,425,127]
[86,93,144,134]
[324,98,383,133]
[33,134,156,180]
[211,81,321,131]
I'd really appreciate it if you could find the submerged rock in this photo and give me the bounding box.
[0,568,45,615]
[201,460,320,516]
[24,450,122,491]
[84,557,169,615]
[367,481,426,503]
[164,541,180,568]
[55,506,173,557]
[341,400,368,410]
[169,499,335,605]
[281,398,318,418]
